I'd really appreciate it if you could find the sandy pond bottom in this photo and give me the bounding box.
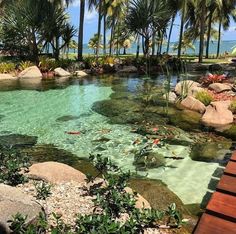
[0,83,226,205]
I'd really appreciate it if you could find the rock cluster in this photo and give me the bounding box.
[172,79,236,128]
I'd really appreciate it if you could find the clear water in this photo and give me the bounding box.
[0,76,230,204]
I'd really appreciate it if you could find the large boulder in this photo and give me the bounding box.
[209,83,232,93]
[74,70,88,77]
[202,101,234,127]
[28,162,86,184]
[0,184,42,234]
[0,74,17,80]
[18,66,42,79]
[181,96,206,114]
[175,80,201,96]
[117,66,138,73]
[125,187,151,209]
[54,67,71,77]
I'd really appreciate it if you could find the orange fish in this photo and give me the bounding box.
[153,128,159,132]
[65,131,81,135]
[153,139,160,145]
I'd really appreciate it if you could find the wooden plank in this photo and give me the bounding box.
[231,151,236,162]
[217,174,236,195]
[194,213,236,234]
[225,161,236,176]
[207,192,236,221]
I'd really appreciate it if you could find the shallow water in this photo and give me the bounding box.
[0,75,232,205]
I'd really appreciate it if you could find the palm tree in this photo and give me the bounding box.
[126,0,172,57]
[78,0,85,61]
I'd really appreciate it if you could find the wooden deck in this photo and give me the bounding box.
[194,151,236,234]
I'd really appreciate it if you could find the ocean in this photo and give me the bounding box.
[78,40,236,56]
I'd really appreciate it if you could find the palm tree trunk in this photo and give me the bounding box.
[178,1,186,58]
[206,11,213,59]
[109,23,114,55]
[152,32,156,56]
[159,34,164,54]
[167,15,175,54]
[103,13,107,56]
[216,16,222,58]
[96,0,103,57]
[136,35,140,59]
[78,0,85,61]
[198,0,206,63]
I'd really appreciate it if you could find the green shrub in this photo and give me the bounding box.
[195,91,213,106]
[229,100,236,114]
[19,61,33,71]
[34,181,52,200]
[0,62,15,73]
[39,56,57,72]
[0,147,30,186]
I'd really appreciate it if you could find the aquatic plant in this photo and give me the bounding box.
[195,91,213,106]
[0,147,30,186]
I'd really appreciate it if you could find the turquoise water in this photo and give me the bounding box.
[0,77,231,204]
[78,40,236,56]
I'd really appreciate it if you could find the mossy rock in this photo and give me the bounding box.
[92,99,143,117]
[169,109,202,131]
[129,178,188,213]
[0,134,38,149]
[220,124,236,140]
[145,105,178,116]
[109,112,144,124]
[110,92,135,100]
[134,152,166,170]
[190,141,232,163]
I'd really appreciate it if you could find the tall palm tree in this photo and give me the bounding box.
[78,0,85,61]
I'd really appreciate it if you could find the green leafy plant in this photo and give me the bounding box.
[19,61,33,71]
[34,181,52,200]
[195,91,213,106]
[229,100,236,114]
[0,147,30,186]
[165,203,182,227]
[8,212,48,234]
[0,62,15,73]
[50,212,72,234]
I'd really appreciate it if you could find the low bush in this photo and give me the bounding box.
[34,181,52,200]
[19,61,33,71]
[0,62,15,73]
[195,91,213,106]
[0,147,30,186]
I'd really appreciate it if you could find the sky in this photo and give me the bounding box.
[67,1,236,44]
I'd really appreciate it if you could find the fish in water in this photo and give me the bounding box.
[65,131,81,135]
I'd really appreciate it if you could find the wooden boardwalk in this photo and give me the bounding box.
[194,151,236,234]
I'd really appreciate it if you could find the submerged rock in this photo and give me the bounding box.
[18,66,42,79]
[0,134,37,148]
[0,184,42,234]
[117,66,138,73]
[28,162,86,184]
[190,141,232,163]
[56,115,80,122]
[129,178,187,213]
[134,152,166,170]
[92,99,143,117]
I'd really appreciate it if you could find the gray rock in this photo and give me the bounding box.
[0,74,17,80]
[54,67,71,77]
[74,70,88,77]
[0,184,42,234]
[209,64,223,71]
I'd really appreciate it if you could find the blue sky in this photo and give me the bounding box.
[67,1,236,43]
